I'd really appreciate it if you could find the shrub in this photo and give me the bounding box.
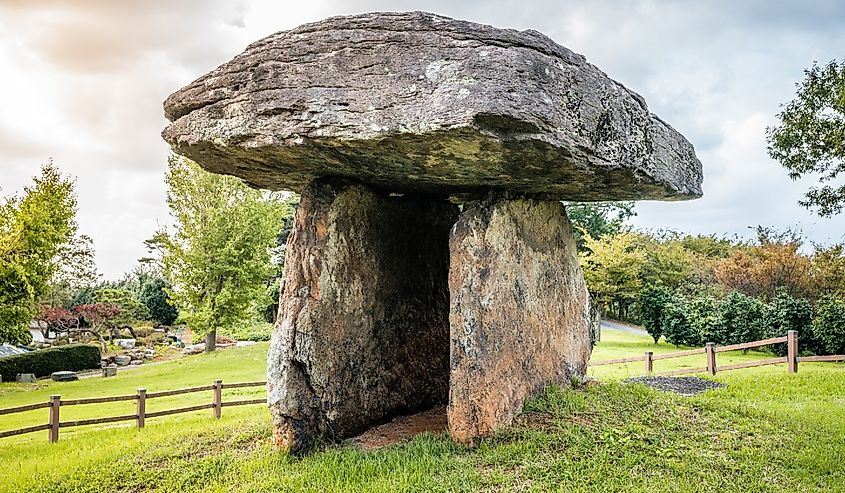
[718,291,766,345]
[639,285,672,343]
[662,297,700,347]
[764,289,814,355]
[220,320,273,342]
[812,296,845,355]
[0,344,101,381]
[687,293,722,345]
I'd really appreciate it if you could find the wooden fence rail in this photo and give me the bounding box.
[0,380,267,443]
[589,330,845,377]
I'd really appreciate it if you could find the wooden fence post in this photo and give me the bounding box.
[136,389,146,428]
[787,330,798,374]
[213,380,222,419]
[48,395,60,443]
[644,351,653,374]
[705,343,717,376]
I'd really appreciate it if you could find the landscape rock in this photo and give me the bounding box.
[51,371,78,382]
[162,11,702,202]
[268,179,457,453]
[103,367,118,378]
[115,338,136,349]
[182,343,205,355]
[15,373,36,383]
[130,360,143,366]
[114,355,132,366]
[447,196,592,444]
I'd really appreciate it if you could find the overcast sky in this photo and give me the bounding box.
[1,0,844,280]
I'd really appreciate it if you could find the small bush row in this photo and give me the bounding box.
[0,344,101,382]
[639,286,845,355]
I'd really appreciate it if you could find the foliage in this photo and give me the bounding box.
[661,296,699,347]
[566,201,635,252]
[810,243,845,298]
[812,296,845,355]
[93,288,150,326]
[763,289,814,355]
[714,227,811,300]
[220,319,274,342]
[579,231,645,319]
[718,291,765,345]
[147,156,288,346]
[0,164,77,344]
[0,344,100,381]
[43,234,98,309]
[638,285,671,343]
[767,60,845,216]
[138,276,179,326]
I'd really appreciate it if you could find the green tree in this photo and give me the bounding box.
[139,277,178,326]
[812,296,845,355]
[718,291,765,345]
[764,289,814,355]
[638,285,671,343]
[566,202,635,252]
[93,288,150,327]
[0,164,77,344]
[580,231,645,320]
[767,60,845,216]
[661,296,698,347]
[148,156,288,352]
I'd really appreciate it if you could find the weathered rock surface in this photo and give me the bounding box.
[268,179,458,453]
[447,196,592,444]
[163,11,702,201]
[51,371,78,382]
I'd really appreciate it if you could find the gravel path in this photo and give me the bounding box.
[601,319,648,336]
[623,376,725,396]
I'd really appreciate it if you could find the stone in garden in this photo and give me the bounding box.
[182,343,205,355]
[115,338,136,349]
[130,360,143,366]
[114,355,132,366]
[51,371,78,382]
[15,373,36,383]
[162,11,703,451]
[103,366,118,377]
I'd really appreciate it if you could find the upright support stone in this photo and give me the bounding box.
[268,180,458,453]
[447,196,592,444]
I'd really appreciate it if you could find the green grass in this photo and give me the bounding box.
[1,329,843,492]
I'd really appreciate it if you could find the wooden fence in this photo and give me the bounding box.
[590,330,845,376]
[0,379,266,443]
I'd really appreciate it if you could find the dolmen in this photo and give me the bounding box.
[162,11,702,453]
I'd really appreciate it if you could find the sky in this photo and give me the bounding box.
[1,0,844,280]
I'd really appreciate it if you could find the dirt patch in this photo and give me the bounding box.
[346,406,448,450]
[624,376,725,396]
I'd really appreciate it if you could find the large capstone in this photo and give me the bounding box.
[447,196,592,444]
[163,11,702,202]
[268,179,457,453]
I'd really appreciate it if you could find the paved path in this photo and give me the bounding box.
[601,319,648,336]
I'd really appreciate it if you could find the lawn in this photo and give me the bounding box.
[1,328,843,492]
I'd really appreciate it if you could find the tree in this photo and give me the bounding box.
[763,289,814,355]
[93,288,150,329]
[661,296,698,347]
[566,201,635,252]
[580,231,646,320]
[148,156,288,352]
[639,285,671,343]
[718,291,765,345]
[812,296,845,355]
[767,60,845,216]
[44,234,98,309]
[74,303,121,351]
[139,277,178,326]
[0,163,77,344]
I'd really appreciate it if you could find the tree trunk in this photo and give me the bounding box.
[205,330,216,352]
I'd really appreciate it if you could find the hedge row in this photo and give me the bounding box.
[0,344,101,382]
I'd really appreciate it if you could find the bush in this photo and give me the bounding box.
[0,344,101,381]
[687,293,722,345]
[639,285,671,343]
[764,289,814,355]
[718,291,765,345]
[662,297,700,347]
[813,296,845,355]
[220,320,273,342]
